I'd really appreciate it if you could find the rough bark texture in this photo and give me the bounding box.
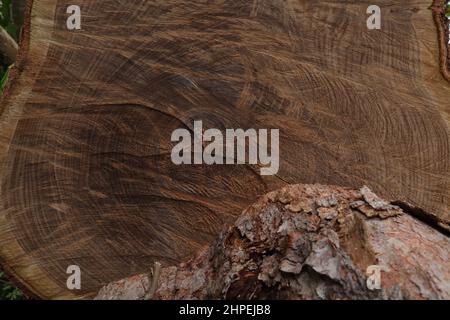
[432,0,450,81]
[96,185,450,300]
[1,0,450,299]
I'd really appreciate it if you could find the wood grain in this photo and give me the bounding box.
[0,0,449,299]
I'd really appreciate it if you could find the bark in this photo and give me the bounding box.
[431,0,450,81]
[0,0,450,299]
[96,185,450,300]
[0,26,17,65]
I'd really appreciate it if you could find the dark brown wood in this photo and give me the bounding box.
[0,0,449,299]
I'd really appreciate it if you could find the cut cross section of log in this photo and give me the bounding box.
[0,0,450,299]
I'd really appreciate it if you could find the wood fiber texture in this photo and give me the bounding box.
[0,0,449,299]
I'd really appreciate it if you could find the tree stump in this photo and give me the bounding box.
[0,0,449,299]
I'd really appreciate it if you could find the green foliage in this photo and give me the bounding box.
[0,0,17,40]
[0,271,23,300]
[0,64,12,95]
[0,0,16,95]
[0,0,23,300]
[0,0,15,94]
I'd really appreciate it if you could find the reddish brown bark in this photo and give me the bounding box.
[96,185,450,300]
[432,0,450,81]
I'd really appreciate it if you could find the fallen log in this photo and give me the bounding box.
[96,185,450,300]
[1,0,450,299]
[0,26,17,65]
